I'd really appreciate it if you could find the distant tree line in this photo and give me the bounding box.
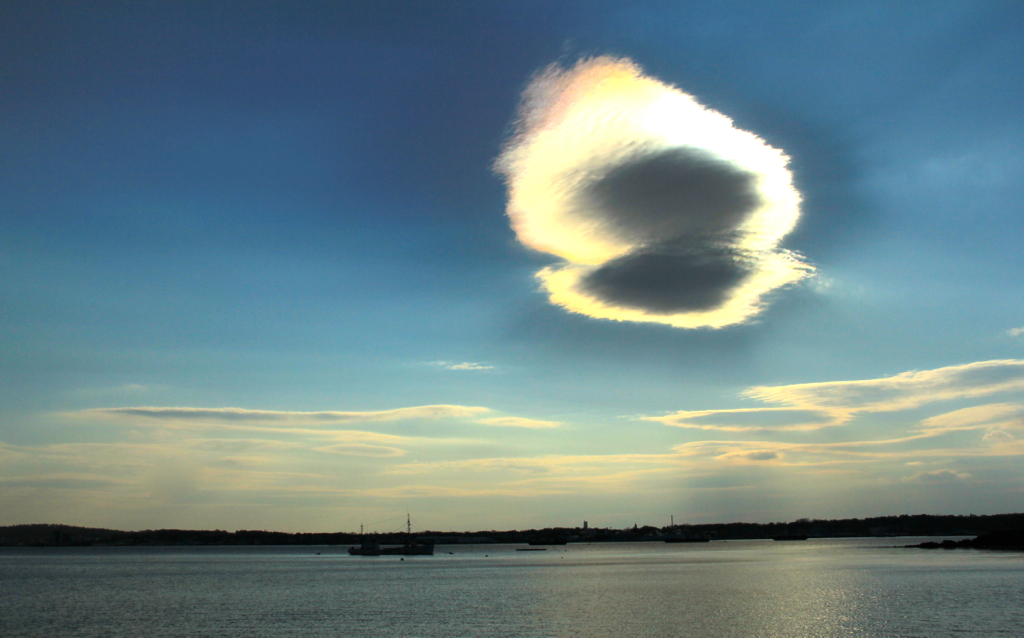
[3,512,1023,547]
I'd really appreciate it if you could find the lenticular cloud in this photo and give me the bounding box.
[495,57,812,328]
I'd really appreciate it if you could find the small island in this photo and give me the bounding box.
[907,528,1024,551]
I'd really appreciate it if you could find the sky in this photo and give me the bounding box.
[1,0,1023,534]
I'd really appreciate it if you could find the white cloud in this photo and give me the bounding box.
[496,56,811,329]
[1008,326,1024,337]
[431,361,495,371]
[447,362,494,371]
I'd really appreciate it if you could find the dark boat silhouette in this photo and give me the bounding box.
[347,540,434,556]
[348,515,435,556]
[772,534,808,541]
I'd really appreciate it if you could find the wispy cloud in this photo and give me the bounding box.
[745,360,1024,413]
[671,435,942,466]
[918,403,1024,432]
[651,360,1024,432]
[496,56,811,328]
[983,430,1016,443]
[477,417,561,429]
[1008,326,1024,337]
[647,407,845,432]
[448,362,494,371]
[79,405,491,425]
[387,453,675,477]
[431,361,495,371]
[904,469,972,483]
[311,443,407,457]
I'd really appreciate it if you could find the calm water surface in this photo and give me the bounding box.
[2,538,1022,637]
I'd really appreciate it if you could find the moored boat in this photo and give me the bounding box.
[348,539,383,556]
[380,541,434,555]
[348,515,435,556]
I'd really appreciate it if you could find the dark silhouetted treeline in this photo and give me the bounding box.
[3,512,1024,547]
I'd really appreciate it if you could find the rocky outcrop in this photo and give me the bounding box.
[908,529,1024,551]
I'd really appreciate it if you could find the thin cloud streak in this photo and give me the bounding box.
[496,56,812,328]
[311,443,407,457]
[79,405,491,424]
[447,362,495,371]
[650,360,1024,432]
[918,403,1024,432]
[647,407,847,432]
[431,361,495,371]
[746,360,1024,412]
[477,417,561,428]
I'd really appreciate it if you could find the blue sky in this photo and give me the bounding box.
[2,1,1023,532]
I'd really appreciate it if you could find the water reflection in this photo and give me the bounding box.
[1,538,1021,637]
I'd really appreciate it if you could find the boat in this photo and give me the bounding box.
[772,534,808,541]
[348,539,383,556]
[380,542,434,555]
[348,515,435,556]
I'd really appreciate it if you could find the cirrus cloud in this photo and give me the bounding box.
[648,360,1024,432]
[495,56,812,328]
[311,443,407,457]
[446,362,495,371]
[476,417,561,429]
[905,469,972,483]
[745,360,1024,413]
[79,405,490,425]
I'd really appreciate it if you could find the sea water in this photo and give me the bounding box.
[2,538,1022,637]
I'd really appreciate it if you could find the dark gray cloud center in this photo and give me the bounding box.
[586,148,762,243]
[578,148,763,313]
[581,243,751,313]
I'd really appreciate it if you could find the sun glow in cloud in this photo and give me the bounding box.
[496,57,812,328]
